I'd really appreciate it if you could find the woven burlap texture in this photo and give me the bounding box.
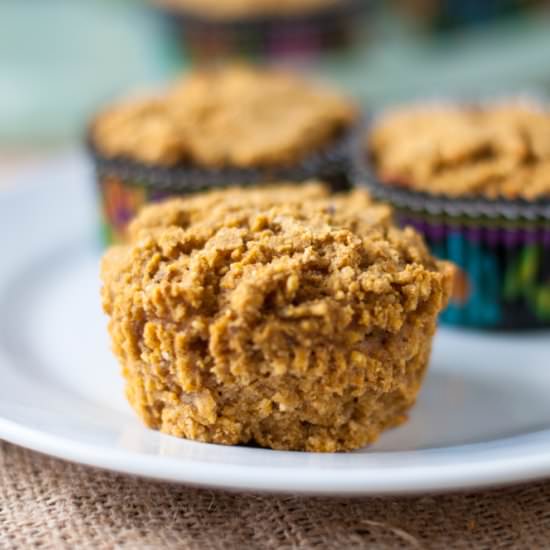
[1,442,549,549]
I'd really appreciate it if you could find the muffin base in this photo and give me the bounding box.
[121,312,435,452]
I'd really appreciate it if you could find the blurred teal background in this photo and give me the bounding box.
[0,0,180,147]
[1,0,550,149]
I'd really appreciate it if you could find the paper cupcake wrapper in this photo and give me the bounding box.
[158,0,369,61]
[398,210,550,329]
[89,129,355,244]
[95,175,171,244]
[353,139,550,329]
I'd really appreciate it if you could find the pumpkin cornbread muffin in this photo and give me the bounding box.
[357,101,550,329]
[101,183,453,452]
[152,0,366,63]
[88,66,358,243]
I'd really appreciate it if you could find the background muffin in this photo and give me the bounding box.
[153,0,368,64]
[101,183,453,452]
[356,100,550,329]
[394,0,545,32]
[89,65,358,243]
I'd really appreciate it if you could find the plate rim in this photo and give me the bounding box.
[2,414,550,495]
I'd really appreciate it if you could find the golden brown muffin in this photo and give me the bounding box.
[155,0,341,18]
[91,65,357,168]
[101,183,453,452]
[369,101,550,200]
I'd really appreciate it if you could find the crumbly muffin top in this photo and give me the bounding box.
[369,102,550,200]
[156,0,341,19]
[92,66,357,168]
[103,182,450,346]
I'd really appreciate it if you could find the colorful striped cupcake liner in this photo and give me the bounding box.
[398,210,550,328]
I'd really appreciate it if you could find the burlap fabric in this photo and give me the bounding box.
[1,442,549,549]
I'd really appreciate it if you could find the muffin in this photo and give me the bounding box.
[153,0,368,63]
[88,65,358,243]
[100,183,453,452]
[357,101,550,329]
[395,0,544,32]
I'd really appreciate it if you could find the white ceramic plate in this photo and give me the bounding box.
[1,155,549,496]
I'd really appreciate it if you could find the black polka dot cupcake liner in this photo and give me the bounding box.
[156,0,369,63]
[352,125,550,330]
[88,128,356,244]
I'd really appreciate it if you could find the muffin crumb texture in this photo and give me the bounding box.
[370,102,550,200]
[92,66,356,169]
[101,183,453,451]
